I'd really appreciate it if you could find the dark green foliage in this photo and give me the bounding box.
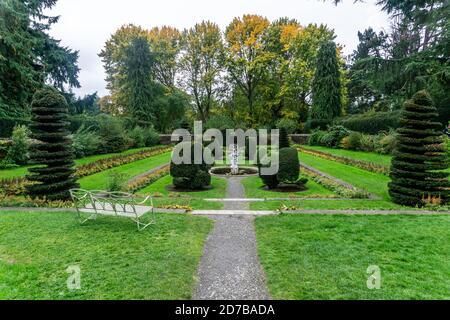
[311,41,342,121]
[305,118,331,132]
[337,111,400,134]
[143,126,161,147]
[71,125,100,158]
[129,126,146,148]
[5,125,30,165]
[278,127,290,149]
[0,0,80,119]
[97,116,128,154]
[276,118,298,134]
[389,90,449,207]
[124,36,156,125]
[277,147,300,183]
[170,142,211,190]
[0,118,31,138]
[26,87,79,200]
[259,147,304,188]
[259,149,280,189]
[320,125,350,148]
[308,130,327,146]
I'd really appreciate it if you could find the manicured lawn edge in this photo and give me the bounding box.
[297,145,390,176]
[255,214,450,299]
[0,210,213,299]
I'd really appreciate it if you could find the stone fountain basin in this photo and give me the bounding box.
[210,166,259,177]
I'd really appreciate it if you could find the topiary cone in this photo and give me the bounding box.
[388,90,449,207]
[26,87,79,201]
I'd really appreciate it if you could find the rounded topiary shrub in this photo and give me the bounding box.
[170,142,211,190]
[389,90,449,207]
[26,87,79,201]
[258,148,279,189]
[277,147,300,183]
[259,147,306,189]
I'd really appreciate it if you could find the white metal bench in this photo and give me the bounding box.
[70,189,155,231]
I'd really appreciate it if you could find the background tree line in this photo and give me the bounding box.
[99,16,343,133]
[1,0,448,138]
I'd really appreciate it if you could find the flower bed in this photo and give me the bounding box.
[126,165,170,193]
[0,145,173,195]
[297,146,390,176]
[302,166,369,199]
[76,145,172,178]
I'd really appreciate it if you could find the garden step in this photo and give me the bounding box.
[191,210,278,216]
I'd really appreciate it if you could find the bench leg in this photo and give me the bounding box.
[134,209,156,231]
[77,211,97,225]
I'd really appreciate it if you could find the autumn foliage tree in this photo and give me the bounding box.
[224,15,271,123]
[26,87,79,201]
[180,21,224,122]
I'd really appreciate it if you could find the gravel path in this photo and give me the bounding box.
[193,176,270,300]
[223,176,250,210]
[193,215,270,300]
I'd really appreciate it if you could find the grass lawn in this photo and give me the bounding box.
[250,199,403,211]
[0,147,151,180]
[139,175,227,210]
[250,151,403,210]
[0,210,212,299]
[301,145,392,167]
[242,176,336,199]
[79,152,171,190]
[255,214,450,299]
[300,152,391,200]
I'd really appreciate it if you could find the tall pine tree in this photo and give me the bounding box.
[311,41,342,121]
[26,87,79,201]
[0,0,80,119]
[389,90,449,207]
[123,36,156,126]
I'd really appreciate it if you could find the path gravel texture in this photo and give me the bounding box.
[193,215,270,300]
[223,176,250,210]
[193,176,270,300]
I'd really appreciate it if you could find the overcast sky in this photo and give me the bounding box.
[45,0,390,97]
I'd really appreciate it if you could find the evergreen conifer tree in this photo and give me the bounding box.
[311,41,342,121]
[389,90,449,206]
[26,87,79,200]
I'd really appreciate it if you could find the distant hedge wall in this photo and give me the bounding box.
[1,115,142,138]
[336,111,401,134]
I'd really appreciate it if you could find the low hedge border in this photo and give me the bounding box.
[297,146,390,176]
[76,145,172,178]
[302,166,370,199]
[127,165,170,193]
[0,145,173,196]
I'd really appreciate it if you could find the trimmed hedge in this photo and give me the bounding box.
[389,90,449,207]
[337,111,400,134]
[26,87,79,201]
[277,147,299,183]
[259,147,304,189]
[170,142,211,190]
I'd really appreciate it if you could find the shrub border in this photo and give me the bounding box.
[297,145,390,176]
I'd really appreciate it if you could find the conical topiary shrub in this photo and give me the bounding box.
[388,90,449,207]
[278,127,290,149]
[26,87,79,201]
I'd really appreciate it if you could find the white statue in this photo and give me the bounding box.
[230,144,239,175]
